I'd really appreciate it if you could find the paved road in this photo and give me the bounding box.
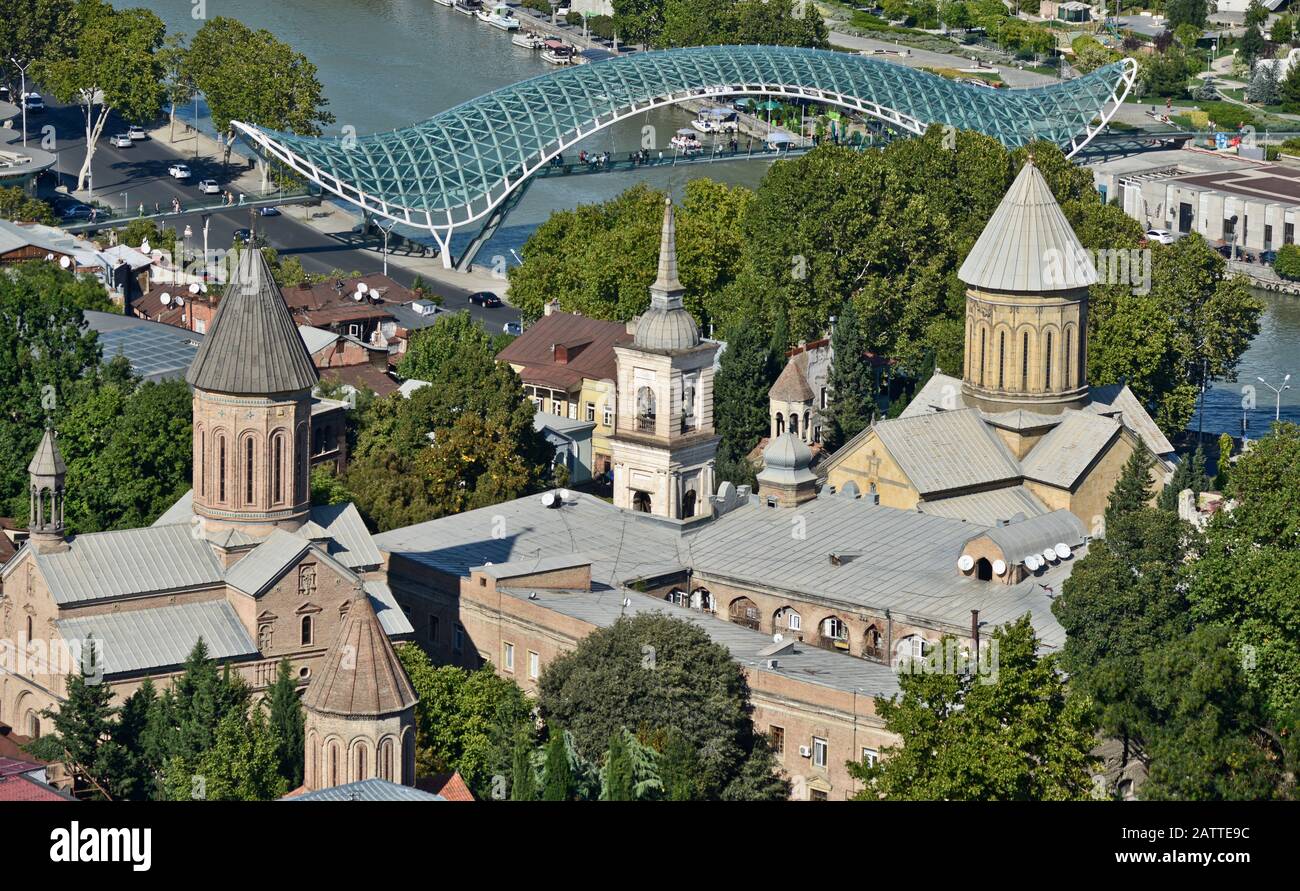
[30,99,520,330]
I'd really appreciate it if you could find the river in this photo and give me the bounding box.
[113,0,1298,440]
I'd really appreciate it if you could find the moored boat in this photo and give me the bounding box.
[512,30,545,49]
[540,39,575,65]
[482,3,521,29]
[454,0,482,16]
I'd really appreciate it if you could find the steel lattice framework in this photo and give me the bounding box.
[233,46,1136,266]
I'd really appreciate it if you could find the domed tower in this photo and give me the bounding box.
[609,197,720,520]
[302,588,419,791]
[756,432,818,508]
[27,427,68,554]
[186,249,319,541]
[958,159,1094,415]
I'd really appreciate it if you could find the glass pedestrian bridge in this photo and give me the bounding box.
[232,46,1137,268]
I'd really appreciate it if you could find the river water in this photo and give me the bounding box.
[114,0,1298,439]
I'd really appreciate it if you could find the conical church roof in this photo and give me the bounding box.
[634,197,700,352]
[303,590,418,718]
[186,248,319,394]
[958,160,1097,293]
[28,427,66,478]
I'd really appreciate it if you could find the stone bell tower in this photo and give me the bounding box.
[185,248,320,541]
[27,427,68,554]
[958,159,1093,416]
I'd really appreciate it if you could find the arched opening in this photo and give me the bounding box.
[774,412,784,437]
[636,386,656,432]
[775,606,802,634]
[25,615,32,646]
[681,489,697,518]
[355,743,368,782]
[1044,331,1053,390]
[632,491,652,513]
[402,732,415,785]
[803,411,811,441]
[27,710,40,738]
[379,738,394,782]
[217,435,227,502]
[690,587,714,612]
[197,427,206,497]
[979,326,987,386]
[328,741,339,787]
[244,436,256,505]
[1021,331,1030,389]
[863,625,884,661]
[789,413,799,436]
[1064,327,1074,389]
[819,616,850,651]
[272,432,285,504]
[301,615,313,646]
[894,635,928,666]
[975,557,993,581]
[729,596,761,630]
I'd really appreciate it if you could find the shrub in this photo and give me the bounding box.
[1274,243,1300,279]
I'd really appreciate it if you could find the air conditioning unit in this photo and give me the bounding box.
[798,745,812,759]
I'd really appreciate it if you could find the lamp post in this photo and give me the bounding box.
[121,192,128,214]
[378,220,394,276]
[10,58,31,147]
[1257,374,1292,422]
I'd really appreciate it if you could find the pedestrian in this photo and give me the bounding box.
[238,193,244,205]
[154,202,160,214]
[138,203,145,217]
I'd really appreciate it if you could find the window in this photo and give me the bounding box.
[810,789,828,801]
[769,725,785,756]
[453,625,465,654]
[998,331,1006,389]
[602,403,613,427]
[218,436,227,502]
[528,651,540,680]
[1064,329,1073,389]
[819,387,827,409]
[813,425,822,444]
[1044,331,1053,390]
[301,615,313,646]
[585,401,596,422]
[861,747,878,767]
[356,746,367,780]
[822,616,847,640]
[979,327,986,386]
[428,615,438,643]
[812,737,828,769]
[789,413,799,436]
[245,437,255,504]
[379,739,393,781]
[1286,221,1295,245]
[503,642,515,672]
[199,432,206,497]
[272,434,284,504]
[1021,331,1029,387]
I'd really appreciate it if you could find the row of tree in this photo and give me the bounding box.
[612,0,828,50]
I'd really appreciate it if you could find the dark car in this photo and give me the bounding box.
[60,203,96,220]
[1260,250,1278,265]
[257,205,281,217]
[468,291,502,308]
[232,228,265,246]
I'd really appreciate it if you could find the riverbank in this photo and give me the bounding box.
[1228,257,1300,294]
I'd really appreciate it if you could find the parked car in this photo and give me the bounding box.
[22,92,44,112]
[127,125,147,141]
[468,291,502,307]
[1261,249,1278,265]
[109,133,133,148]
[1144,228,1175,245]
[257,205,281,217]
[0,86,11,103]
[196,179,221,194]
[60,203,95,220]
[167,163,191,179]
[503,320,522,336]
[232,228,265,246]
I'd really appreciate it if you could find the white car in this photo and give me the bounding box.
[22,92,44,111]
[168,163,191,179]
[109,133,133,148]
[1145,228,1176,245]
[127,125,147,141]
[196,179,220,194]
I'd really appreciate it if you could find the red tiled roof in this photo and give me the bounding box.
[320,364,399,397]
[419,771,476,801]
[496,311,631,391]
[0,773,72,801]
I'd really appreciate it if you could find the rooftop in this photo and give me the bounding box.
[84,310,203,383]
[496,310,631,390]
[282,778,442,801]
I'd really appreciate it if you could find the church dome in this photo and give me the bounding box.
[634,307,699,351]
[762,432,814,475]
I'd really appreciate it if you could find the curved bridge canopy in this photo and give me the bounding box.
[233,45,1135,249]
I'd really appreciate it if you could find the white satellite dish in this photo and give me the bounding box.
[992,559,1007,576]
[1026,555,1042,571]
[58,255,71,269]
[957,554,975,572]
[773,632,784,644]
[1043,547,1057,563]
[139,238,151,254]
[189,283,200,294]
[357,282,369,294]
[160,292,172,306]
[353,291,364,301]
[541,491,556,507]
[1054,542,1071,559]
[175,296,184,307]
[44,253,54,261]
[559,488,571,502]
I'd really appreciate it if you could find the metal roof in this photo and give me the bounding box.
[958,160,1098,293]
[1019,410,1121,489]
[234,47,1136,235]
[28,428,66,477]
[83,311,204,383]
[969,509,1088,561]
[56,600,257,676]
[224,528,315,596]
[917,485,1048,523]
[283,779,443,801]
[35,524,225,605]
[1088,382,1174,457]
[310,502,384,570]
[363,578,414,637]
[872,408,1022,496]
[186,249,319,394]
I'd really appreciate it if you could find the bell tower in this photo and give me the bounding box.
[958,159,1093,416]
[186,248,319,541]
[27,427,68,554]
[609,198,720,520]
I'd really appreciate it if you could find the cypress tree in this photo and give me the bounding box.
[33,639,116,798]
[541,732,572,801]
[267,658,305,787]
[658,728,700,801]
[106,679,160,801]
[1214,432,1234,490]
[823,299,876,451]
[510,731,537,801]
[1158,445,1208,512]
[602,729,633,801]
[1104,448,1153,533]
[713,312,778,484]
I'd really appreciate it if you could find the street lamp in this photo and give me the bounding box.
[378,220,395,276]
[10,57,30,147]
[183,224,193,272]
[121,192,128,214]
[1257,374,1292,422]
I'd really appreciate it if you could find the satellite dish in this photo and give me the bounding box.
[58,255,71,269]
[1054,542,1071,559]
[622,598,631,608]
[139,238,151,254]
[160,292,172,306]
[541,491,556,507]
[992,559,1007,576]
[357,282,369,294]
[44,253,54,261]
[773,632,784,644]
[1026,555,1042,571]
[353,291,364,301]
[175,296,184,307]
[559,488,571,502]
[957,554,975,573]
[1043,547,1058,563]
[189,283,200,294]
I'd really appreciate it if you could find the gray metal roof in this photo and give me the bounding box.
[283,778,443,801]
[872,408,1022,496]
[56,600,257,676]
[917,485,1048,523]
[1088,382,1175,457]
[958,160,1097,293]
[310,502,384,570]
[473,553,593,579]
[185,249,319,394]
[28,428,66,477]
[35,524,225,605]
[1020,411,1120,489]
[968,509,1088,562]
[224,529,314,596]
[83,311,204,383]
[363,578,414,637]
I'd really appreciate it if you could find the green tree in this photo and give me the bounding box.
[1271,15,1293,46]
[1240,24,1267,67]
[823,299,876,450]
[509,729,539,801]
[0,0,76,94]
[1165,0,1207,29]
[309,465,351,506]
[1246,61,1281,106]
[267,659,305,788]
[658,727,702,800]
[541,731,575,801]
[712,311,778,486]
[1244,0,1269,29]
[1104,448,1154,532]
[397,310,493,382]
[39,0,166,192]
[1157,445,1207,511]
[538,613,788,800]
[0,186,56,224]
[1214,431,1233,490]
[1281,54,1300,111]
[158,32,194,143]
[613,0,667,46]
[418,411,549,518]
[165,708,288,801]
[30,640,117,799]
[848,617,1098,800]
[601,729,634,801]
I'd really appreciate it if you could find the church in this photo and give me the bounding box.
[817,160,1176,531]
[0,248,417,795]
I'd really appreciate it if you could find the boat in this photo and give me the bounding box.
[454,0,482,17]
[479,3,520,29]
[691,107,740,134]
[540,39,575,65]
[431,0,454,6]
[512,30,545,49]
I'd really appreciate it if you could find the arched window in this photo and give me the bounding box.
[822,616,848,641]
[636,386,656,431]
[27,711,40,738]
[775,413,784,437]
[402,732,414,784]
[328,742,339,787]
[776,607,802,632]
[271,433,283,504]
[729,597,761,630]
[297,424,309,503]
[803,411,810,439]
[244,437,255,504]
[690,588,714,612]
[998,331,1006,389]
[25,615,32,645]
[217,435,227,502]
[632,491,652,513]
[356,745,367,781]
[1021,331,1030,388]
[1044,332,1053,390]
[379,738,394,781]
[681,489,697,518]
[1064,328,1074,389]
[301,615,313,646]
[198,429,206,497]
[979,327,987,386]
[863,625,884,660]
[789,413,799,436]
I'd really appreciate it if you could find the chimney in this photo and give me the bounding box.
[544,299,561,317]
[971,609,980,662]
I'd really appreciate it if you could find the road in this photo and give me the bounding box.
[30,98,520,330]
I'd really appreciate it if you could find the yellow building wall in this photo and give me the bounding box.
[823,431,920,510]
